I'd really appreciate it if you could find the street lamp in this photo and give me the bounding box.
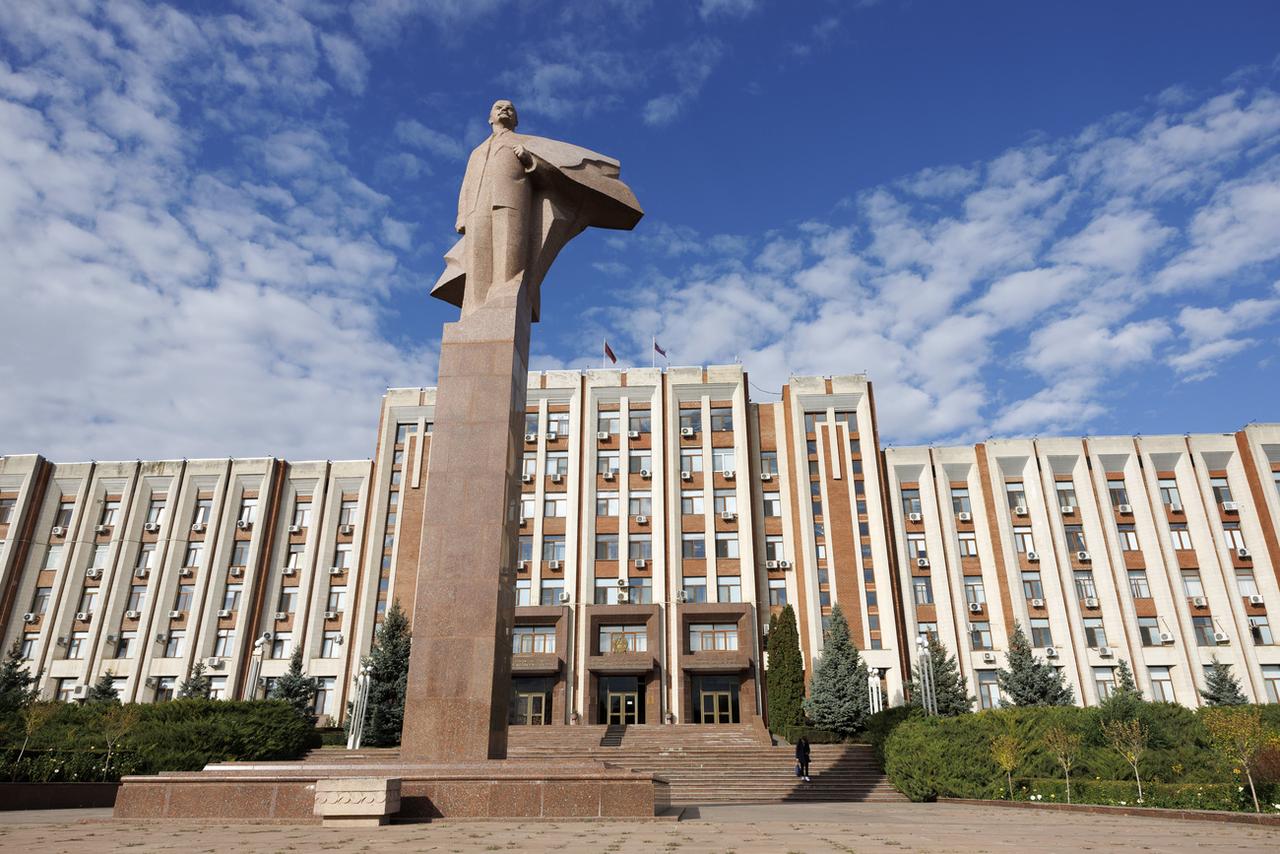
[916,635,938,716]
[346,663,373,750]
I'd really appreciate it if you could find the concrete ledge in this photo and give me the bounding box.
[940,797,1280,826]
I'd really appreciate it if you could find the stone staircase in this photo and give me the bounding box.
[505,725,905,805]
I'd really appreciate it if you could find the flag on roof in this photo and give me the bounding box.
[653,339,667,358]
[603,339,617,364]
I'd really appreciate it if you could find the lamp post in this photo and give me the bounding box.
[346,663,373,750]
[916,635,938,716]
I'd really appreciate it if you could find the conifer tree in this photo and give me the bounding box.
[0,638,39,714]
[177,662,212,700]
[1098,659,1144,722]
[996,622,1073,707]
[1201,657,1248,706]
[84,671,122,704]
[355,600,411,746]
[907,634,973,716]
[802,605,870,736]
[270,647,319,725]
[765,605,805,735]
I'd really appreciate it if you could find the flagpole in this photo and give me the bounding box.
[651,337,655,369]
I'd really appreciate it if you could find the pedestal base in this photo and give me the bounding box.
[113,760,668,822]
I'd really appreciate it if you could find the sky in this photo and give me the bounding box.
[1,0,1278,462]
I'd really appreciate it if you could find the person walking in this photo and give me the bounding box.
[795,735,811,782]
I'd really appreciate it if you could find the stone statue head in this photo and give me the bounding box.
[489,99,518,131]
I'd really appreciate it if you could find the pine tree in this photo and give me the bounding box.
[1202,657,1247,706]
[355,600,411,746]
[996,622,1073,707]
[0,638,39,714]
[1098,659,1144,722]
[270,647,319,725]
[84,671,122,704]
[907,634,973,716]
[177,662,212,700]
[802,605,870,737]
[765,605,805,735]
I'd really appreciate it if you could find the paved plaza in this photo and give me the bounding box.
[0,802,1277,853]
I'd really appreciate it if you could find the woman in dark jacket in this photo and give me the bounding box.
[795,736,811,782]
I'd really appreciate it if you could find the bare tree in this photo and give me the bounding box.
[1042,724,1082,804]
[1101,718,1148,802]
[991,729,1023,800]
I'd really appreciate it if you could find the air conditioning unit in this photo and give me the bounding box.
[982,652,996,663]
[1192,596,1207,608]
[677,590,690,603]
[765,560,779,569]
[616,591,630,603]
[1249,594,1265,606]
[85,568,101,579]
[635,515,648,525]
[524,433,537,442]
[1117,503,1133,514]
[520,560,530,571]
[680,470,692,481]
[71,684,89,700]
[680,427,695,438]
[723,470,736,480]
[518,516,528,527]
[1158,631,1175,644]
[1236,547,1252,559]
[634,558,647,568]
[56,635,68,647]
[603,471,616,481]
[1169,502,1183,513]
[597,431,610,441]
[324,610,338,620]
[338,524,354,535]
[1060,505,1075,515]
[760,472,773,482]
[916,557,929,568]
[1084,597,1099,609]
[75,611,90,621]
[907,512,922,523]
[967,602,982,613]
[22,612,36,623]
[551,473,563,484]
[191,522,206,533]
[720,511,736,521]
[51,526,66,537]
[640,469,651,479]
[1076,550,1091,562]
[778,560,791,569]
[179,567,194,577]
[95,524,110,535]
[616,577,628,588]
[135,568,149,578]
[125,609,140,620]
[1044,647,1058,658]
[1030,598,1045,608]
[205,657,224,669]
[1222,501,1239,512]
[169,610,182,619]
[558,590,572,604]
[282,566,297,576]
[217,609,231,618]
[520,473,533,483]
[328,566,344,575]
[288,524,301,534]
[230,567,243,577]
[236,519,251,530]
[957,511,972,522]
[548,560,561,570]
[1097,645,1113,658]
[143,522,160,533]
[274,610,288,621]
[545,431,559,441]
[1213,631,1229,644]
[628,430,640,439]
[154,633,166,643]
[1026,551,1040,562]
[1013,505,1028,516]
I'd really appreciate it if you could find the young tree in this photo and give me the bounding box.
[177,662,212,700]
[15,703,58,766]
[996,623,1073,707]
[1202,657,1248,706]
[1042,724,1083,804]
[84,671,122,704]
[355,600,411,746]
[802,605,870,737]
[1202,706,1276,813]
[765,605,805,736]
[907,634,973,716]
[0,638,39,714]
[99,703,140,779]
[1101,718,1149,801]
[271,647,319,726]
[991,727,1022,800]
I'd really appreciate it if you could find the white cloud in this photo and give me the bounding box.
[320,32,370,94]
[393,119,466,160]
[698,0,760,20]
[643,39,724,126]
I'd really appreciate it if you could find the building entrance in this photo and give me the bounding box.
[691,675,740,724]
[508,676,554,725]
[606,690,639,725]
[596,676,645,724]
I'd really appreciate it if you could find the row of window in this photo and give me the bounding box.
[509,575,747,606]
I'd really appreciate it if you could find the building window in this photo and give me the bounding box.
[1148,666,1174,702]
[285,543,304,570]
[1210,476,1232,505]
[628,410,651,433]
[542,536,565,562]
[597,413,620,435]
[680,449,703,473]
[31,586,52,615]
[99,500,120,527]
[1109,483,1129,507]
[1169,524,1193,551]
[1030,619,1053,647]
[1013,527,1034,554]
[682,576,707,603]
[42,544,63,570]
[1056,482,1077,508]
[1236,569,1260,597]
[951,488,971,515]
[54,504,74,529]
[1262,665,1280,703]
[1192,616,1216,646]
[271,633,292,659]
[77,588,98,616]
[714,533,739,559]
[629,453,652,473]
[0,498,15,525]
[547,412,569,435]
[230,540,250,568]
[762,494,782,517]
[545,453,569,476]
[596,452,620,475]
[764,536,784,562]
[539,580,564,606]
[907,534,926,560]
[977,671,1000,709]
[1137,617,1162,646]
[1250,616,1275,645]
[629,492,652,516]
[516,535,533,564]
[238,498,257,525]
[1082,618,1107,648]
[514,579,532,606]
[1158,478,1181,507]
[957,532,978,557]
[1022,571,1043,600]
[628,535,652,560]
[145,498,165,526]
[332,544,352,570]
[1117,524,1139,551]
[126,584,147,613]
[1181,570,1204,598]
[1128,570,1151,599]
[1223,523,1245,551]
[1094,667,1116,700]
[321,632,342,658]
[681,491,705,515]
[709,407,734,432]
[901,489,921,516]
[114,632,136,659]
[66,632,87,659]
[768,579,787,606]
[213,629,234,657]
[964,578,986,606]
[313,677,335,716]
[595,535,619,561]
[277,588,298,614]
[912,576,934,605]
[682,533,706,559]
[679,410,702,434]
[711,447,735,473]
[713,490,737,515]
[969,622,992,650]
[599,625,647,653]
[690,623,737,650]
[522,453,537,477]
[164,631,185,658]
[917,622,938,643]
[174,584,194,612]
[513,626,556,654]
[1005,482,1026,511]
[594,579,620,605]
[1073,570,1096,600]
[760,452,778,476]
[589,494,613,517]
[717,576,742,602]
[221,584,242,612]
[626,577,653,604]
[1065,525,1087,552]
[326,586,347,613]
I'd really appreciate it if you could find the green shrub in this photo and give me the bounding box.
[861,706,915,764]
[1013,778,1278,812]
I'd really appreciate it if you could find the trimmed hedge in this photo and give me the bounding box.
[882,703,1280,812]
[1011,778,1278,812]
[0,700,318,783]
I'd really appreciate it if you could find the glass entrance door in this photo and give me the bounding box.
[699,690,734,724]
[514,692,546,725]
[606,691,639,725]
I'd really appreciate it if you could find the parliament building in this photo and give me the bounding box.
[2,366,1278,726]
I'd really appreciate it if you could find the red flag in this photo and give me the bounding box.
[653,340,667,358]
[603,340,617,364]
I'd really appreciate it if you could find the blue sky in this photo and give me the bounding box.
[1,0,1278,461]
